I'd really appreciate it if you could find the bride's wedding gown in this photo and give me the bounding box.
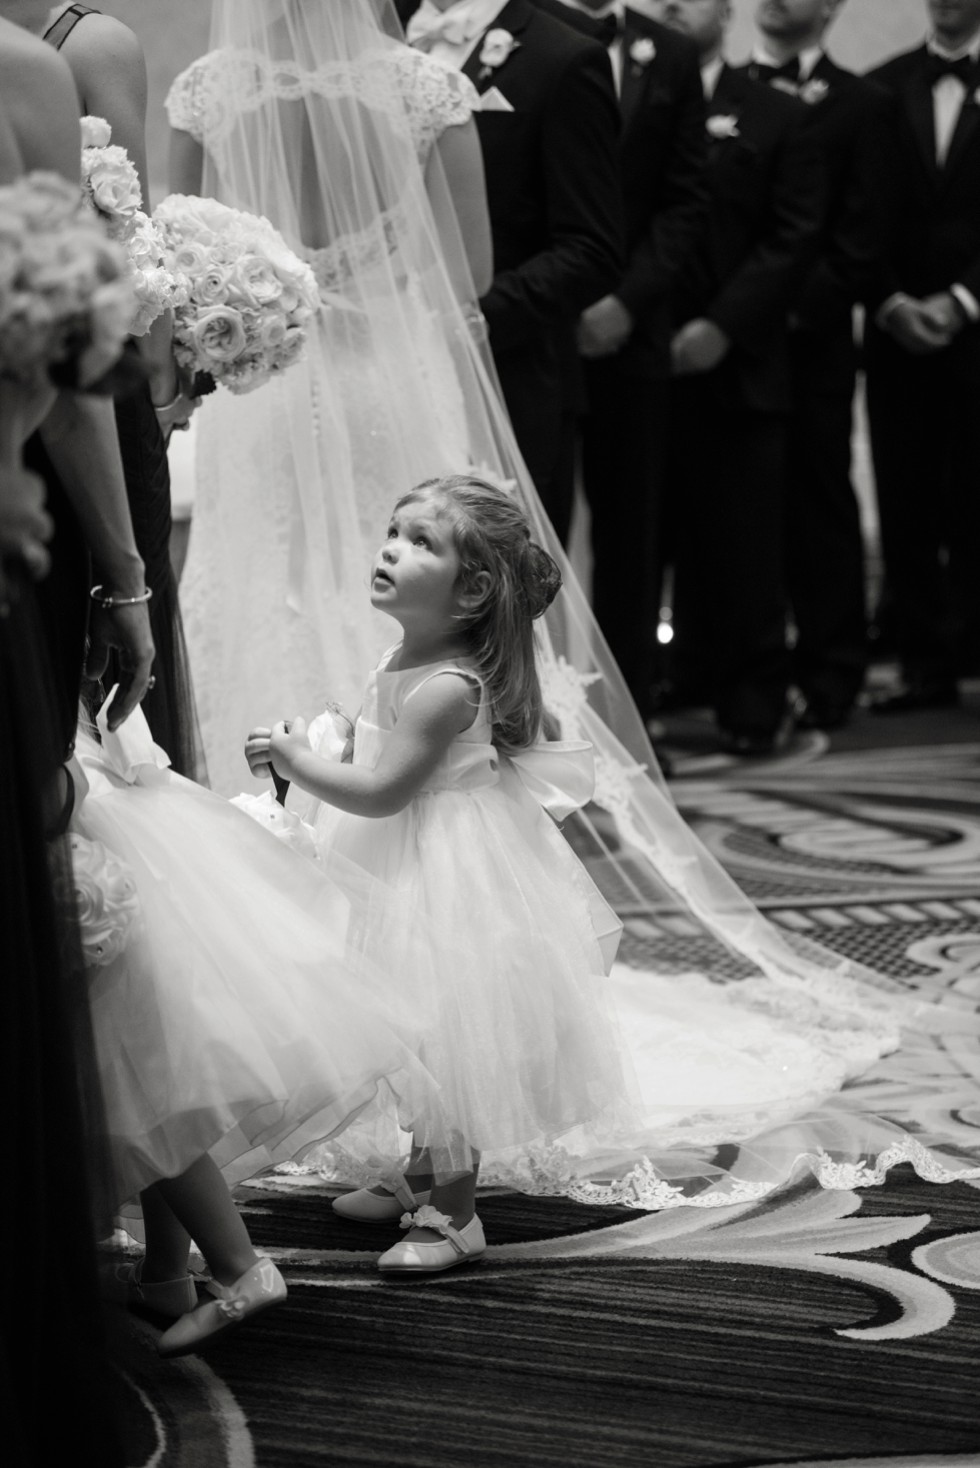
[165,2,980,1208]
[167,45,476,795]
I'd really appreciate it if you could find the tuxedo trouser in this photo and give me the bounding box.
[785,324,868,708]
[865,326,980,682]
[665,371,791,736]
[579,349,669,717]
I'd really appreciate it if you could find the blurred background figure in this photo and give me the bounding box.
[748,0,893,733]
[548,0,708,724]
[865,0,980,714]
[652,0,822,756]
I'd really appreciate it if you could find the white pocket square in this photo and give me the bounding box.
[479,87,515,113]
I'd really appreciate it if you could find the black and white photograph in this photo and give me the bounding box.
[2,2,980,1465]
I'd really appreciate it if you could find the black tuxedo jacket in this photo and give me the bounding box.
[455,0,624,354]
[866,44,980,311]
[754,55,893,330]
[532,3,707,367]
[673,65,823,412]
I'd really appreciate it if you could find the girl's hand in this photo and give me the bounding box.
[244,725,274,779]
[269,716,312,780]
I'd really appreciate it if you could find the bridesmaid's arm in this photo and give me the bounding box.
[58,13,184,410]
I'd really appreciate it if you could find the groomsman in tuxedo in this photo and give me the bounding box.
[652,0,823,755]
[542,0,707,720]
[864,0,980,712]
[747,0,892,731]
[402,0,624,505]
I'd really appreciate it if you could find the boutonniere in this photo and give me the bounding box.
[628,36,656,74]
[799,77,830,105]
[478,28,519,80]
[706,113,740,140]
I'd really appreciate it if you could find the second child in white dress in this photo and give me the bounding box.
[246,475,634,1273]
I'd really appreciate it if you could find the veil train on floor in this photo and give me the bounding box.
[178,0,980,1207]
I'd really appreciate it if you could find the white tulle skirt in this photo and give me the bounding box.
[73,731,434,1213]
[306,759,928,1202]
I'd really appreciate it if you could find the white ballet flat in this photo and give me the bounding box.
[377,1206,486,1274]
[332,1178,431,1222]
[156,1256,286,1358]
[101,1259,198,1321]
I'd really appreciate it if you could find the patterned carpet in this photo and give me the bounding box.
[110,698,980,1468]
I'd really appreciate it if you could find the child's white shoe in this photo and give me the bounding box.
[332,1178,431,1222]
[157,1256,286,1357]
[377,1206,486,1274]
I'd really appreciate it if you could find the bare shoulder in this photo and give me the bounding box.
[61,10,146,86]
[0,16,73,91]
[402,669,481,734]
[0,18,78,173]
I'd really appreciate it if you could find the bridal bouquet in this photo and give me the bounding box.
[0,170,134,387]
[152,194,319,394]
[80,115,188,336]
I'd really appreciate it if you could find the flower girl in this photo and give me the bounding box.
[246,475,636,1273]
[72,701,436,1350]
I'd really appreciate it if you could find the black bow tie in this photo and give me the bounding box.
[924,51,976,86]
[751,57,802,86]
[595,11,623,47]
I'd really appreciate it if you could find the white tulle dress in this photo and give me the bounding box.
[305,652,906,1195]
[71,711,433,1215]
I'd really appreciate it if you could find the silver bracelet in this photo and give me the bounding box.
[90,584,153,609]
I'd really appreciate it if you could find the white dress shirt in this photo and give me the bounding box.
[927,33,980,167]
[406,0,512,68]
[700,53,725,103]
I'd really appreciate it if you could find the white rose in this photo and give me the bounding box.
[229,791,318,861]
[480,28,519,70]
[80,115,112,149]
[66,833,142,968]
[83,145,143,224]
[190,304,248,364]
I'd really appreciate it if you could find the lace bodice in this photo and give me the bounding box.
[164,44,478,163]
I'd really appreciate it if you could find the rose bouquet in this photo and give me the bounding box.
[0,169,134,388]
[79,115,188,337]
[152,194,320,394]
[62,832,143,968]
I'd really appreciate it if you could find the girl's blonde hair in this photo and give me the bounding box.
[395,475,562,753]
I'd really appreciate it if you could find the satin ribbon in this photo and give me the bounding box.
[508,739,595,822]
[94,696,172,784]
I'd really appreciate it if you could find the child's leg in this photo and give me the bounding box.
[152,1155,258,1288]
[408,1151,480,1239]
[139,1184,193,1283]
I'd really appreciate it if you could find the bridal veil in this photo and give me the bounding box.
[182,0,979,1206]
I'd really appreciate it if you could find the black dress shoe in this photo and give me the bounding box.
[870,682,959,714]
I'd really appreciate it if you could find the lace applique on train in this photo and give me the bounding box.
[165,45,478,161]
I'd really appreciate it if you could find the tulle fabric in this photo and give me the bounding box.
[172,0,980,1204]
[72,724,440,1215]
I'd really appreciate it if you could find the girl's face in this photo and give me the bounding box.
[371,497,464,630]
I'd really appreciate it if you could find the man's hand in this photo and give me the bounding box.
[881,296,953,355]
[918,291,968,342]
[85,601,155,730]
[576,295,634,359]
[670,318,731,375]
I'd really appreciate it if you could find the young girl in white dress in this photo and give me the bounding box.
[245,474,643,1273]
[71,703,438,1347]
